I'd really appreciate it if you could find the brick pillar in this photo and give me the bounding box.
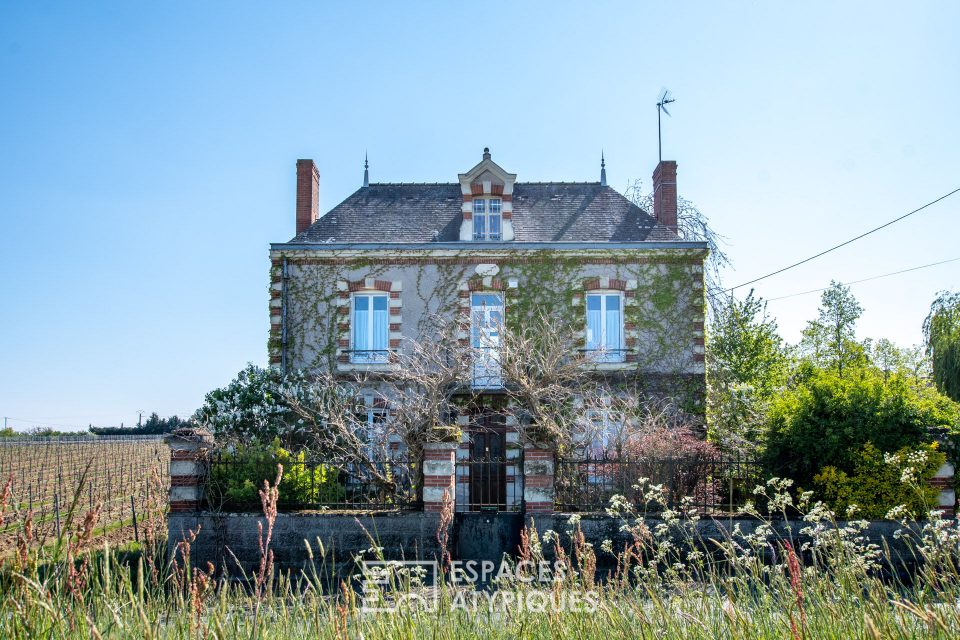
[423,442,457,512]
[931,461,956,519]
[523,444,554,514]
[165,428,214,513]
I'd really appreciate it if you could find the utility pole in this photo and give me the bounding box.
[138,411,143,428]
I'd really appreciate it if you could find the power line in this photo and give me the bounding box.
[764,256,960,302]
[727,187,960,292]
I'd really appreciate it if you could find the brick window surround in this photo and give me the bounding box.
[335,278,403,367]
[579,277,638,364]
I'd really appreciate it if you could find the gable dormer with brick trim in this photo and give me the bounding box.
[458,148,517,242]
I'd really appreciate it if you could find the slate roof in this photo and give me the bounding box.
[288,182,680,244]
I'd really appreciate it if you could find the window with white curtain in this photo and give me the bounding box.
[585,292,624,363]
[351,293,389,363]
[355,402,387,451]
[583,402,622,484]
[472,198,502,241]
[471,292,503,387]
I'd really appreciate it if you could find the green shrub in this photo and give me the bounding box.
[812,442,945,519]
[207,439,345,510]
[763,367,959,487]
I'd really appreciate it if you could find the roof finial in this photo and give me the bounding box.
[482,147,491,161]
[363,151,369,188]
[600,150,607,186]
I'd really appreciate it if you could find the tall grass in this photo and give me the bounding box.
[1,468,959,638]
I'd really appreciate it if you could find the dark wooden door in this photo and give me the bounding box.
[469,412,507,511]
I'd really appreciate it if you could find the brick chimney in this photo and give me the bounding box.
[295,159,320,235]
[652,160,677,233]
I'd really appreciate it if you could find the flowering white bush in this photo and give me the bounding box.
[193,364,310,444]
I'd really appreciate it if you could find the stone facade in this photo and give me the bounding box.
[269,250,707,386]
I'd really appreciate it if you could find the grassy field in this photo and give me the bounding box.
[0,437,168,554]
[1,471,959,638]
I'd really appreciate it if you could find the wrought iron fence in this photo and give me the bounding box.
[555,454,764,515]
[206,452,419,512]
[342,348,394,364]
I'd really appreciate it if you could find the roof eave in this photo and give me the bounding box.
[270,240,709,252]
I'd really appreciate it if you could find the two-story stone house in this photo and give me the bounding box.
[269,149,707,511]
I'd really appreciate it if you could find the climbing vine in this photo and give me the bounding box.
[271,248,707,416]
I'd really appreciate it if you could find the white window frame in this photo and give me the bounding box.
[585,409,613,454]
[472,198,502,241]
[470,292,504,388]
[348,398,390,478]
[358,403,387,449]
[584,402,622,484]
[350,292,390,364]
[585,291,625,363]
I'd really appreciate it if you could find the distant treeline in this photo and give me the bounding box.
[89,413,192,436]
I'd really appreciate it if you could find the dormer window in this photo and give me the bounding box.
[458,149,516,242]
[473,198,502,241]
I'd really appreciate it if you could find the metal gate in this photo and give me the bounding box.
[452,409,524,562]
[454,409,521,513]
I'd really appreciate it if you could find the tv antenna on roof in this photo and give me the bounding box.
[656,88,676,163]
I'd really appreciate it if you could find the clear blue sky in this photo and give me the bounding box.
[1,1,958,431]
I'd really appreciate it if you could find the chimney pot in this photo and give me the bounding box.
[652,160,678,233]
[296,159,320,235]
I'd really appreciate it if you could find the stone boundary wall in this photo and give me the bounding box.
[169,509,947,580]
[169,511,445,578]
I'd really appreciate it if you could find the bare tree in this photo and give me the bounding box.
[624,179,731,317]
[281,371,399,491]
[574,392,707,457]
[496,312,604,451]
[280,317,472,501]
[386,318,472,472]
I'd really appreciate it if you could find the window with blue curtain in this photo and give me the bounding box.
[585,293,624,363]
[352,294,389,363]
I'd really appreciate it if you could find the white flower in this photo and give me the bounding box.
[885,505,909,521]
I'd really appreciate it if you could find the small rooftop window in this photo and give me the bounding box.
[473,198,502,241]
